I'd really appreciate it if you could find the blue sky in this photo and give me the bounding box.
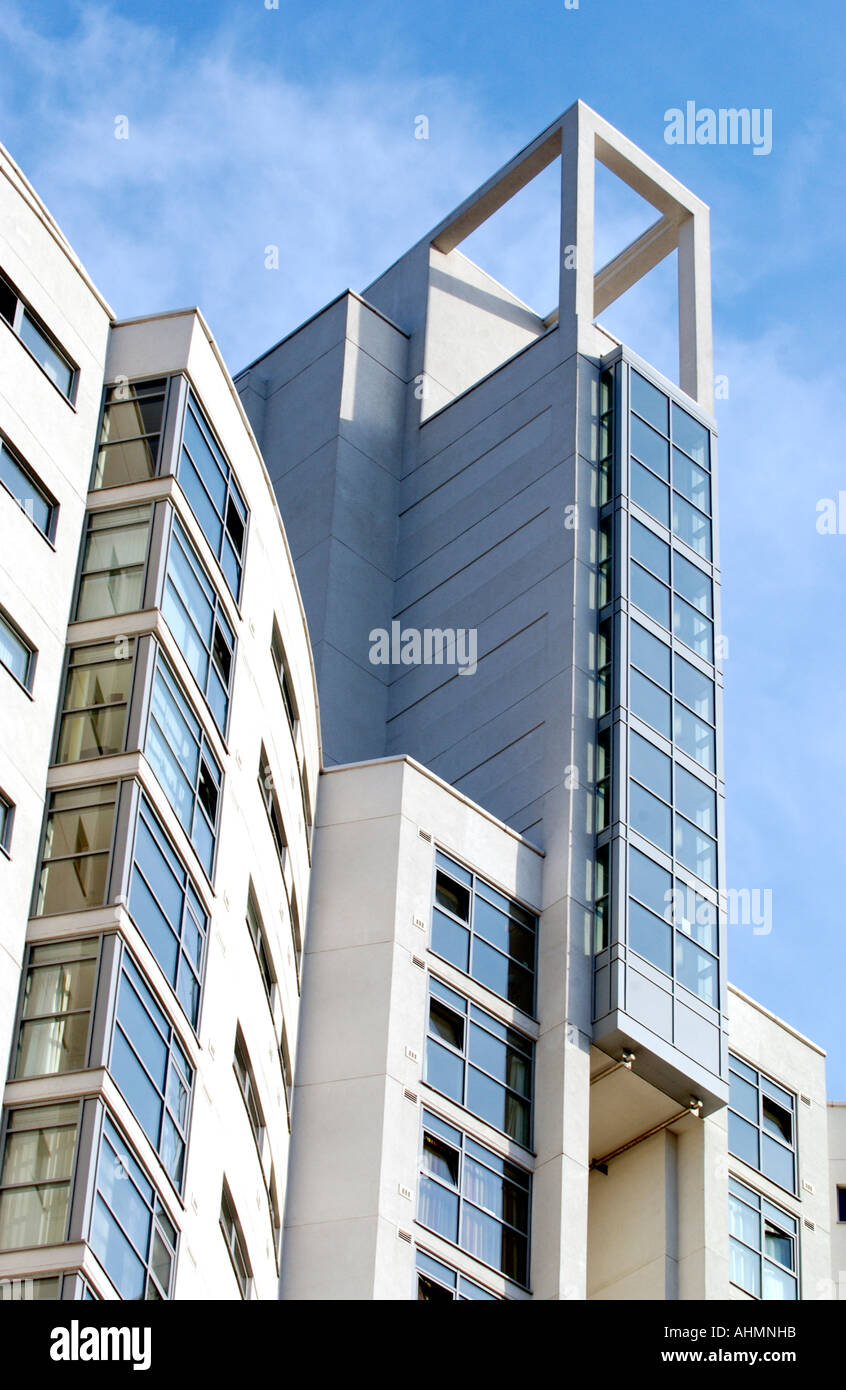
[1,0,844,1089]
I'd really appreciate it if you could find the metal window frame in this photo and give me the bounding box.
[728,1054,798,1196]
[728,1173,800,1301]
[0,265,79,405]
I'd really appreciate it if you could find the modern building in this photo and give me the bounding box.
[0,101,841,1302]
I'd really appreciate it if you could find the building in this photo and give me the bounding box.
[0,101,841,1301]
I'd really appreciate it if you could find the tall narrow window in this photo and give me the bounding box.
[35,782,117,916]
[0,267,77,400]
[0,435,56,538]
[233,1029,265,1159]
[93,378,167,489]
[728,1056,796,1193]
[729,1176,797,1300]
[145,651,222,877]
[220,1182,252,1298]
[14,938,99,1078]
[128,796,208,1028]
[245,885,275,1000]
[0,607,35,691]
[178,393,248,601]
[0,789,13,854]
[55,640,135,764]
[0,1103,79,1250]
[75,505,152,622]
[258,747,287,871]
[431,851,537,1016]
[110,954,194,1189]
[162,515,235,735]
[90,1115,177,1299]
[271,620,298,733]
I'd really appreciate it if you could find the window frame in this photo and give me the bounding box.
[34,780,118,918]
[728,1054,798,1196]
[0,604,36,693]
[177,391,248,604]
[91,376,169,492]
[416,1108,531,1289]
[109,949,195,1193]
[0,1101,81,1253]
[161,512,237,739]
[73,502,154,625]
[415,1246,503,1300]
[219,1180,252,1299]
[430,849,538,1019]
[54,637,137,766]
[258,746,287,874]
[0,787,13,857]
[424,977,535,1151]
[90,1110,178,1300]
[0,267,78,405]
[127,793,209,1032]
[0,430,58,542]
[13,936,100,1081]
[729,1174,799,1301]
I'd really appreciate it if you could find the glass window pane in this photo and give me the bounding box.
[676,766,716,833]
[729,1237,761,1297]
[631,373,669,435]
[674,553,712,616]
[629,900,672,973]
[630,732,671,801]
[90,1196,146,1300]
[672,449,711,512]
[0,612,31,684]
[631,670,671,737]
[674,656,716,721]
[630,622,670,688]
[0,1184,70,1249]
[729,1110,760,1168]
[729,1190,760,1247]
[631,416,669,478]
[671,403,709,468]
[631,519,670,580]
[0,442,52,534]
[431,909,470,972]
[426,1039,464,1102]
[762,1136,795,1192]
[675,933,718,1006]
[674,703,715,770]
[675,816,717,885]
[762,1099,792,1144]
[762,1261,797,1300]
[435,872,470,921]
[630,783,672,852]
[631,461,670,525]
[631,563,670,628]
[673,596,713,661]
[673,493,712,559]
[20,312,73,396]
[473,938,533,1013]
[418,1175,459,1242]
[629,847,672,916]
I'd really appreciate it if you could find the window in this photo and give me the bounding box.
[178,393,247,601]
[729,1176,797,1300]
[245,884,274,1000]
[0,267,77,400]
[597,617,611,717]
[271,620,298,733]
[55,639,135,764]
[90,1114,177,1300]
[220,1182,251,1298]
[145,651,222,877]
[290,891,302,984]
[425,979,533,1147]
[0,1103,79,1250]
[0,1275,62,1300]
[0,434,56,539]
[128,796,208,1029]
[0,607,35,690]
[838,1187,846,1223]
[14,937,99,1078]
[258,747,287,871]
[233,1030,265,1159]
[35,782,117,916]
[598,366,614,507]
[628,732,717,889]
[627,846,718,1005]
[597,516,612,609]
[596,727,610,831]
[93,378,167,489]
[162,515,236,735]
[110,953,193,1190]
[630,621,716,770]
[416,1248,501,1300]
[417,1110,530,1285]
[280,1022,293,1114]
[75,505,152,622]
[0,789,12,854]
[629,371,712,560]
[431,851,537,1016]
[594,844,610,953]
[729,1056,796,1193]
